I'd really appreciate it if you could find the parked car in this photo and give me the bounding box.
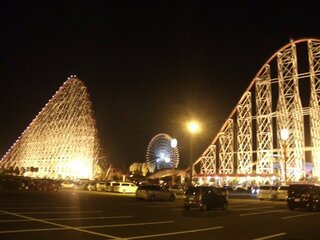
[73,181,88,190]
[275,185,289,201]
[232,184,247,192]
[105,181,116,192]
[249,186,259,194]
[61,181,74,189]
[216,187,229,198]
[168,185,184,195]
[184,186,228,211]
[96,182,107,191]
[287,184,320,211]
[0,176,30,190]
[44,179,61,191]
[28,179,43,191]
[19,178,32,190]
[28,179,60,192]
[112,182,138,193]
[135,185,175,201]
[86,181,96,191]
[257,185,278,200]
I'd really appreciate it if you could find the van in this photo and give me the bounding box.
[112,182,138,193]
[257,185,278,200]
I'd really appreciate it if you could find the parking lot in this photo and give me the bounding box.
[0,189,320,240]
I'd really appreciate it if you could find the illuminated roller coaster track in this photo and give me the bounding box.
[193,38,320,184]
[0,76,103,179]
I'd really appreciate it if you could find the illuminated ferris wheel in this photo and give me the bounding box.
[146,133,180,173]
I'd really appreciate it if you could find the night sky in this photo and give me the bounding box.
[1,0,319,171]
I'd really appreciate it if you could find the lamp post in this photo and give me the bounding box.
[280,128,289,185]
[170,138,177,186]
[186,120,201,186]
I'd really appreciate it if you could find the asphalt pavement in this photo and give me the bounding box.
[0,189,319,240]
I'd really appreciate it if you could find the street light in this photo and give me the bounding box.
[280,128,289,184]
[186,120,201,185]
[170,138,178,186]
[187,121,201,134]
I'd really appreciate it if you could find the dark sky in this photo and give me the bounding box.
[1,0,319,171]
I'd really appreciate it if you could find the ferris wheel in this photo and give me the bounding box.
[146,133,180,173]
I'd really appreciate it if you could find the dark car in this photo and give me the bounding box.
[28,179,60,192]
[0,176,31,190]
[184,186,228,211]
[287,184,320,211]
[216,187,229,198]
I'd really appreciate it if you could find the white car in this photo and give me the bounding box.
[275,185,289,200]
[136,185,175,201]
[112,182,138,193]
[257,185,278,200]
[105,181,116,192]
[87,182,96,191]
[61,181,74,189]
[96,182,107,191]
[168,185,184,195]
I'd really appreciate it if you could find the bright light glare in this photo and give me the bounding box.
[70,159,91,179]
[159,152,165,159]
[199,178,203,185]
[187,121,201,134]
[280,128,290,141]
[170,138,178,148]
